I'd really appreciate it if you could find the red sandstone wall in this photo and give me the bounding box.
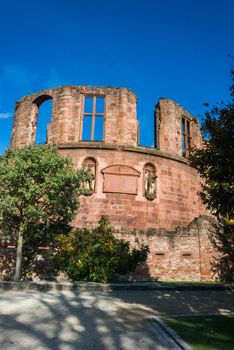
[58,145,207,231]
[0,241,16,279]
[155,99,203,157]
[11,86,138,148]
[118,216,216,281]
[0,216,216,281]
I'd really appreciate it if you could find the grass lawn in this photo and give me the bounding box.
[162,315,234,350]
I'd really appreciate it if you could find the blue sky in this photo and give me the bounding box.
[0,0,234,153]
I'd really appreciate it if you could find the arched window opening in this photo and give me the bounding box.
[144,163,157,201]
[81,157,97,195]
[33,95,53,144]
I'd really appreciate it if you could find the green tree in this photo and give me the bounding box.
[0,145,86,281]
[190,69,234,231]
[190,69,234,280]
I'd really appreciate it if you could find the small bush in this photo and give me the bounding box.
[52,215,149,282]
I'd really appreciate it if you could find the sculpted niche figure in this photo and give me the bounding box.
[82,158,96,195]
[144,163,157,200]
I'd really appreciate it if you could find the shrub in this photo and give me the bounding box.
[52,215,149,282]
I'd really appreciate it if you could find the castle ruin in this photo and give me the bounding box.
[9,85,216,281]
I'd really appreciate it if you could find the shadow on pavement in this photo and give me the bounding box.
[0,288,233,349]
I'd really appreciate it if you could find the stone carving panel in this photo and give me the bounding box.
[102,165,140,194]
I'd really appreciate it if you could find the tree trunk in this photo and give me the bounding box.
[14,227,24,281]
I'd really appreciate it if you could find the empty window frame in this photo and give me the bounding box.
[82,96,105,141]
[181,116,191,157]
[33,95,53,145]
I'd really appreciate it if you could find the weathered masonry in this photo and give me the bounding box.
[10,85,216,281]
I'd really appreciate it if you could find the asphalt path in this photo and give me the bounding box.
[0,289,233,350]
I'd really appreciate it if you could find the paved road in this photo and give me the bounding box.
[0,289,233,350]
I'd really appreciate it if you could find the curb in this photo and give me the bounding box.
[147,316,192,350]
[0,281,233,292]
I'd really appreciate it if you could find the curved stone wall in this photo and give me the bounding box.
[10,85,208,231]
[8,85,217,281]
[59,143,207,231]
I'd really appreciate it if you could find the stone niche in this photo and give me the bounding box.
[102,165,140,194]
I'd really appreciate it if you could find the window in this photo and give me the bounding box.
[181,116,191,157]
[82,96,105,141]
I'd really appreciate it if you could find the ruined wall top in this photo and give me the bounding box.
[10,85,202,159]
[155,98,203,157]
[11,85,138,148]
